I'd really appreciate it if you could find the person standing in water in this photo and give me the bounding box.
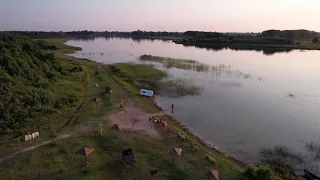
[171,104,174,114]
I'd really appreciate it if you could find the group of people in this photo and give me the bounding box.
[149,117,167,127]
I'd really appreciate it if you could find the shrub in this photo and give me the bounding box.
[244,164,281,180]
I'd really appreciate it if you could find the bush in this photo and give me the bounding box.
[312,37,318,43]
[50,129,57,138]
[244,164,281,180]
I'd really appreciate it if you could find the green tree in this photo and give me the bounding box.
[312,37,319,42]
[97,122,104,136]
[244,164,281,180]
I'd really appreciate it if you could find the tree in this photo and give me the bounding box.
[244,164,281,180]
[97,122,104,136]
[312,37,319,43]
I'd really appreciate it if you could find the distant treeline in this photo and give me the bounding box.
[1,29,319,46]
[179,29,320,45]
[0,30,183,39]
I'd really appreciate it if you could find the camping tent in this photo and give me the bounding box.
[140,89,154,97]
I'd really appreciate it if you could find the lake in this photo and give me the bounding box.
[66,37,320,166]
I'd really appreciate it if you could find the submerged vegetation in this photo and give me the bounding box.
[139,54,210,72]
[109,63,203,97]
[159,79,203,97]
[109,63,167,91]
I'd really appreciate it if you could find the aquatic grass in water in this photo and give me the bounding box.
[160,79,203,97]
[139,54,209,72]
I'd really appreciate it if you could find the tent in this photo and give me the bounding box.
[110,124,121,135]
[105,87,112,97]
[91,97,101,102]
[201,169,219,180]
[75,147,95,163]
[167,148,182,165]
[140,89,154,97]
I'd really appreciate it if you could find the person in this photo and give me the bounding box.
[171,104,174,114]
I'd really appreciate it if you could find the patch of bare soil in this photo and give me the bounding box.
[108,101,166,138]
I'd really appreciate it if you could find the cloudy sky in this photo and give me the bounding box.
[1,0,319,32]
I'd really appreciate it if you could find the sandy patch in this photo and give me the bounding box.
[108,102,166,137]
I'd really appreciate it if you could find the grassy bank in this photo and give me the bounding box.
[0,37,287,179]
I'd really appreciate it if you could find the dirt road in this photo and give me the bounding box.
[0,134,72,163]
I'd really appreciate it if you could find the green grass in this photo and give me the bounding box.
[41,38,82,54]
[0,38,247,180]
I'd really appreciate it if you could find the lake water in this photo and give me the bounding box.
[66,37,320,166]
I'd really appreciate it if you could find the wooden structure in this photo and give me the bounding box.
[303,169,320,180]
[201,169,219,180]
[75,147,94,164]
[91,97,102,111]
[105,87,112,97]
[121,148,135,164]
[110,124,121,136]
[91,97,101,103]
[167,148,182,165]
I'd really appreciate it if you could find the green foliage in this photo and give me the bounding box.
[0,35,83,134]
[109,63,167,90]
[312,37,319,43]
[262,29,320,41]
[244,164,281,180]
[34,40,57,50]
[259,146,300,180]
[95,70,105,81]
[50,129,57,138]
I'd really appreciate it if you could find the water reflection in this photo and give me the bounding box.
[66,37,320,170]
[74,36,294,55]
[181,43,295,55]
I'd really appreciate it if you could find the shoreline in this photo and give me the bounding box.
[64,38,248,167]
[63,38,248,168]
[150,97,247,167]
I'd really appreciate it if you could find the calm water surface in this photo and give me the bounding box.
[66,37,320,164]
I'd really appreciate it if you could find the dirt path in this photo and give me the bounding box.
[0,134,72,163]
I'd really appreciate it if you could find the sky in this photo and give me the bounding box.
[0,0,320,32]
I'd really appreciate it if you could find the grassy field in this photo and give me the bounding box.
[0,38,247,180]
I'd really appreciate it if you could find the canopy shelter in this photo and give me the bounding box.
[201,169,219,180]
[105,87,112,97]
[91,97,102,112]
[75,147,94,164]
[110,124,121,136]
[167,148,182,165]
[91,97,101,102]
[121,148,135,164]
